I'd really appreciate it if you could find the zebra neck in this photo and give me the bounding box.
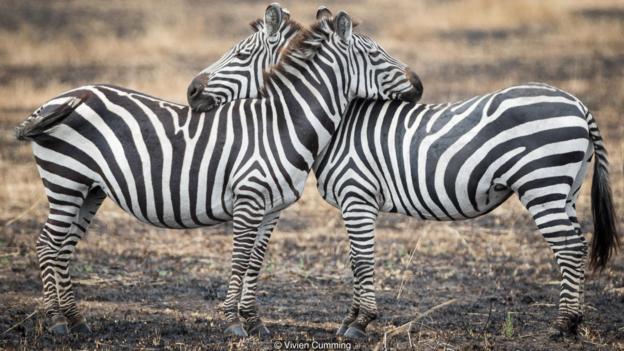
[275,25,303,62]
[265,59,349,167]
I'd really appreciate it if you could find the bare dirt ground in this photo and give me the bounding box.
[1,1,623,350]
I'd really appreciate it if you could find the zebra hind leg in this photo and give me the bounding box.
[527,198,587,337]
[565,202,587,332]
[239,211,280,337]
[61,188,106,334]
[37,187,106,335]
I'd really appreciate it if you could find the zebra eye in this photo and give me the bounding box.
[235,50,251,59]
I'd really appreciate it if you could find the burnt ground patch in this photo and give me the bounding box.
[1,223,622,350]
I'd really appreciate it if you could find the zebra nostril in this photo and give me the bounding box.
[403,68,423,102]
[187,79,206,104]
[188,85,201,99]
[406,69,422,92]
[189,87,198,97]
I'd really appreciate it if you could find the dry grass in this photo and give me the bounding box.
[1,0,623,350]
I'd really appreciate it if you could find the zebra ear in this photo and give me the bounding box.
[264,3,283,36]
[282,7,291,21]
[335,11,352,43]
[316,6,332,21]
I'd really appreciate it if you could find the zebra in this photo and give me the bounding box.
[188,8,619,339]
[15,7,421,338]
[314,88,619,338]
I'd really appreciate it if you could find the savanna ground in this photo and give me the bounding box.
[1,0,623,349]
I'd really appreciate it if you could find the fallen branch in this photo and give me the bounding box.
[373,298,458,351]
[2,310,38,336]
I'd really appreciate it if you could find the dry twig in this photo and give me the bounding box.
[396,235,421,299]
[2,310,38,336]
[373,298,458,351]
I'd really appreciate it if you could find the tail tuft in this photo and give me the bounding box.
[15,92,90,141]
[588,114,620,272]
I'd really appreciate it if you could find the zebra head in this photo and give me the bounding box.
[337,14,422,102]
[188,3,301,112]
[278,10,422,104]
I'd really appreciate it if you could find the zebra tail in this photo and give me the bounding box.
[14,91,90,141]
[587,111,620,272]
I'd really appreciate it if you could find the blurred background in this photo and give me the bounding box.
[1,0,622,349]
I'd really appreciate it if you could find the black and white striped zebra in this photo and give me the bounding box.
[15,8,421,337]
[188,8,618,339]
[314,86,619,338]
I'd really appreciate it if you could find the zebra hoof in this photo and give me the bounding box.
[550,314,582,339]
[49,322,70,336]
[343,326,367,339]
[225,322,248,337]
[548,328,579,341]
[336,324,349,336]
[70,320,92,334]
[247,320,270,338]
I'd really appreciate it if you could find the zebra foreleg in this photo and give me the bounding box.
[223,198,266,337]
[336,248,362,336]
[239,211,280,337]
[341,200,379,339]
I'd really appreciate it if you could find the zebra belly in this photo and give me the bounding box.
[316,172,513,221]
[94,179,233,229]
[386,184,513,221]
[36,139,236,230]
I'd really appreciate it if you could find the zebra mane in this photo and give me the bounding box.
[260,17,352,97]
